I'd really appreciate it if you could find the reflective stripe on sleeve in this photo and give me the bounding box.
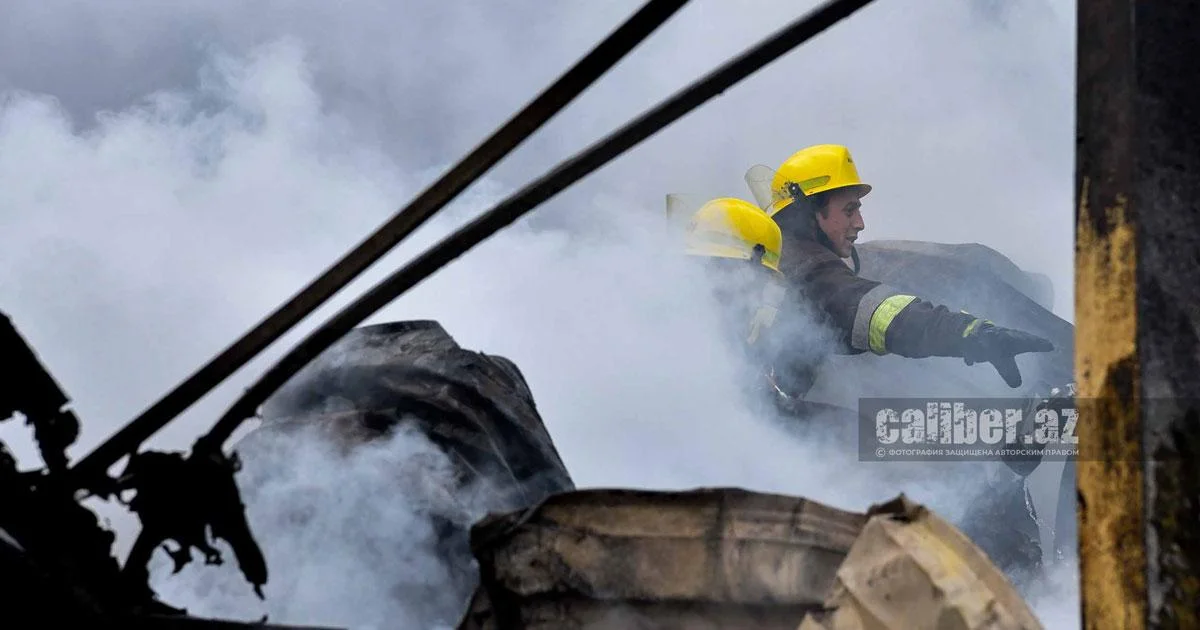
[850,284,917,354]
[868,295,918,354]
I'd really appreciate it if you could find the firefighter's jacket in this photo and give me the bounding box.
[777,234,977,360]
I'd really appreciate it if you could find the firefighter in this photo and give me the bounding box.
[754,145,1053,589]
[679,196,786,357]
[675,195,810,409]
[757,144,1054,394]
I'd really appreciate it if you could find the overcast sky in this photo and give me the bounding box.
[1,0,1078,627]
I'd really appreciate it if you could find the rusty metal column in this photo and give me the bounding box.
[1076,0,1200,628]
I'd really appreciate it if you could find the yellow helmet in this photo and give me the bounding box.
[767,144,872,216]
[682,197,782,272]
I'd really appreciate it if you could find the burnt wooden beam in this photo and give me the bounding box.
[1076,0,1200,628]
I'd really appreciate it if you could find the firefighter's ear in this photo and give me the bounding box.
[751,243,766,264]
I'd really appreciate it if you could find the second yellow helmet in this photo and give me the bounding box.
[683,197,782,272]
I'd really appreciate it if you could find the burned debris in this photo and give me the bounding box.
[0,312,336,629]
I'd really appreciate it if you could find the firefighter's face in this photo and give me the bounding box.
[815,188,865,258]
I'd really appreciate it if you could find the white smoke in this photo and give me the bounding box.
[0,1,1078,627]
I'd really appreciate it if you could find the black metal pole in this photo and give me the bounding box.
[198,0,880,451]
[66,0,692,488]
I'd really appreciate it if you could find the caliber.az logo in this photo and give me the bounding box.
[872,401,1079,447]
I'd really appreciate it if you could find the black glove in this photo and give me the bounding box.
[961,321,1054,388]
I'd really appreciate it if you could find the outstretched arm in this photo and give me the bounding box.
[782,244,1053,387]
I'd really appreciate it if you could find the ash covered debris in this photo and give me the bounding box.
[250,319,575,506]
[240,319,575,529]
[176,319,578,627]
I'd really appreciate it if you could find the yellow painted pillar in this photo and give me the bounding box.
[1076,1,1200,628]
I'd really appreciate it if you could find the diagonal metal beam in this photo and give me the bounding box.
[1075,0,1200,627]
